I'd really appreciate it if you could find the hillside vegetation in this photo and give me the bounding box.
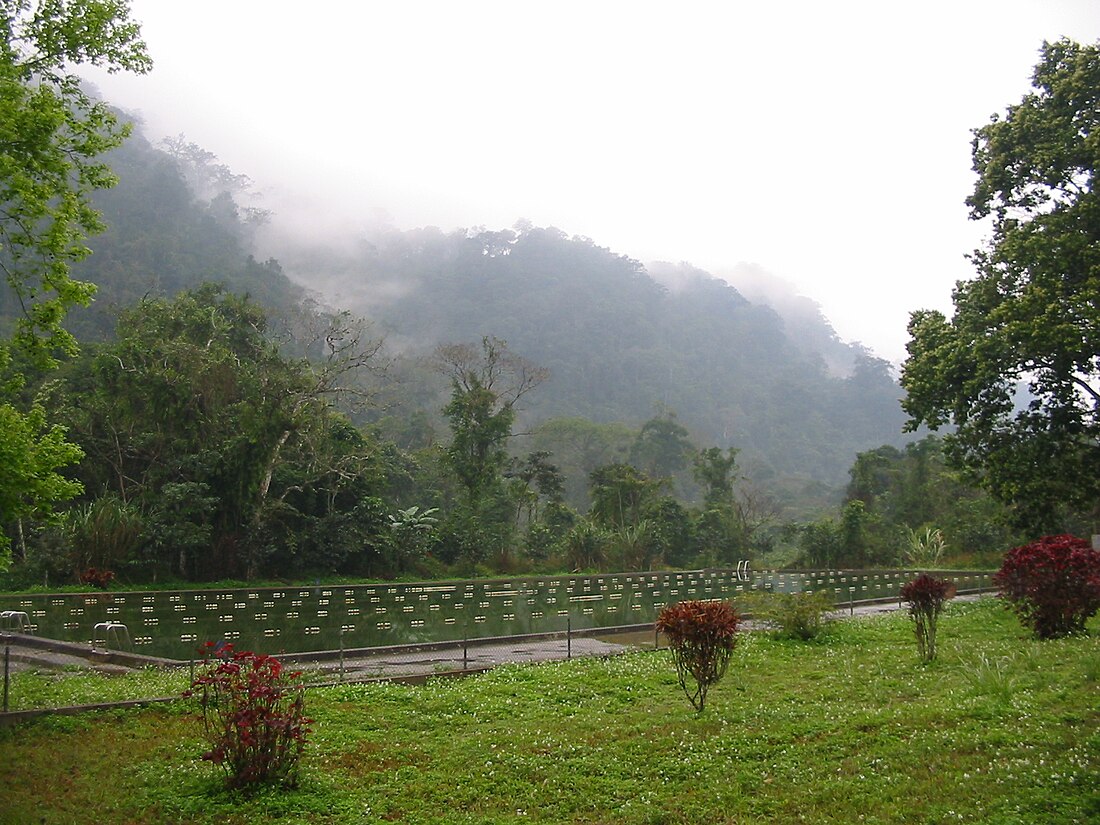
[67,125,908,497]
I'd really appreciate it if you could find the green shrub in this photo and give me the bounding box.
[743,590,833,640]
[655,599,741,712]
[903,526,948,567]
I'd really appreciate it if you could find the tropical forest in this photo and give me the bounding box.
[2,16,1099,592]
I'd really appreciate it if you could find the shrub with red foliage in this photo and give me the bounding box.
[184,643,312,789]
[78,567,115,589]
[655,599,741,712]
[899,573,955,661]
[993,534,1100,639]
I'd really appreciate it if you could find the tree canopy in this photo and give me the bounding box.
[0,0,148,566]
[901,39,1100,535]
[1,0,150,366]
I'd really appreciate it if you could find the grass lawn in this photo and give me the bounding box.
[1,598,1097,824]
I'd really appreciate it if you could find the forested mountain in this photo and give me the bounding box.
[55,121,910,510]
[264,223,910,494]
[55,128,305,343]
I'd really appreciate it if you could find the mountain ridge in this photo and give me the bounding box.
[58,123,913,499]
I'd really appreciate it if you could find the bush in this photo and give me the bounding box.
[899,573,955,661]
[743,590,833,640]
[993,534,1100,639]
[655,599,741,712]
[185,643,312,789]
[78,567,115,589]
[903,526,947,567]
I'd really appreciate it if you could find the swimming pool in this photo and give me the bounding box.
[0,567,995,660]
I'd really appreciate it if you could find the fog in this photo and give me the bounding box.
[82,0,1100,363]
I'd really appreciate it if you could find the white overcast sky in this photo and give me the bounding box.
[83,1,1100,364]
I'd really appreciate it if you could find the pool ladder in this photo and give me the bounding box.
[0,611,32,634]
[736,560,751,582]
[92,622,132,651]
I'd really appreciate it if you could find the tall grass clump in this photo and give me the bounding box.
[903,525,948,567]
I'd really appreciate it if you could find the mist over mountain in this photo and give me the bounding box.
[262,222,910,492]
[57,124,912,508]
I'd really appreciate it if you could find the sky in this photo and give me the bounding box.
[83,1,1100,364]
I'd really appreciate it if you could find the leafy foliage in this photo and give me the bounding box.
[901,39,1100,533]
[0,398,83,567]
[655,599,741,711]
[899,573,955,661]
[185,642,312,790]
[798,499,889,569]
[77,565,114,589]
[839,436,1021,566]
[993,534,1100,639]
[65,493,142,577]
[903,526,947,568]
[0,1,147,565]
[57,285,389,580]
[587,462,663,529]
[744,590,833,641]
[0,0,150,367]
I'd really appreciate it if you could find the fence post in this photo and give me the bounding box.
[849,587,855,616]
[3,645,9,714]
[339,628,345,683]
[567,618,572,660]
[463,629,468,671]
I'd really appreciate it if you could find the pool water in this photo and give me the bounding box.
[0,568,993,660]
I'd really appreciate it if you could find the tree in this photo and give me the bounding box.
[387,505,438,569]
[0,0,149,566]
[587,463,664,529]
[843,437,1020,562]
[798,500,887,569]
[434,337,547,567]
[1,0,151,366]
[630,411,694,483]
[63,286,384,579]
[528,417,636,509]
[436,336,547,504]
[0,398,82,568]
[693,446,739,509]
[901,39,1100,535]
[690,446,774,566]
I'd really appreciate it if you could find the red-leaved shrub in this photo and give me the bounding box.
[993,534,1100,639]
[655,599,741,712]
[185,643,312,789]
[899,573,955,661]
[79,567,115,589]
